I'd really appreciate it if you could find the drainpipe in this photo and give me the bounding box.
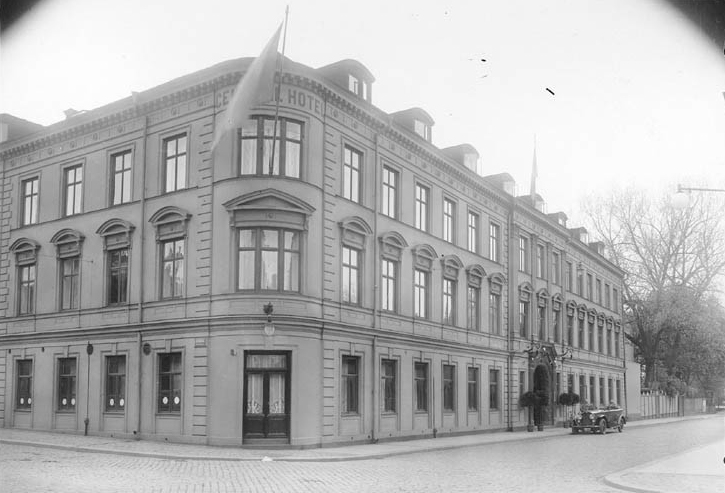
[371,126,382,444]
[506,194,516,431]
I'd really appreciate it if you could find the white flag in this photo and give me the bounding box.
[212,24,283,151]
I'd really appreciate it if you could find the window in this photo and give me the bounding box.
[467,367,479,411]
[105,355,126,412]
[519,236,529,273]
[163,133,187,192]
[413,268,429,318]
[605,284,611,309]
[591,376,597,405]
[567,374,574,393]
[608,378,613,404]
[536,244,545,278]
[342,145,361,203]
[519,371,526,398]
[21,177,39,225]
[443,198,455,243]
[443,364,456,412]
[589,319,595,352]
[57,357,76,411]
[60,258,80,310]
[381,259,397,312]
[489,369,500,410]
[519,301,529,338]
[18,264,36,315]
[240,117,302,178]
[381,166,398,219]
[348,74,360,94]
[579,375,587,402]
[63,165,83,216]
[110,150,132,205]
[538,305,546,340]
[598,324,604,354]
[489,293,501,335]
[414,120,431,141]
[158,353,182,413]
[467,211,479,253]
[341,356,359,414]
[615,328,621,358]
[567,314,574,346]
[107,249,129,304]
[613,288,619,313]
[161,239,185,299]
[565,261,573,291]
[382,359,396,413]
[596,279,602,305]
[414,183,429,232]
[414,362,428,412]
[553,309,561,343]
[237,229,300,292]
[577,268,584,296]
[442,278,456,325]
[342,247,360,305]
[16,360,32,410]
[578,316,585,349]
[467,286,480,331]
[587,274,593,300]
[607,323,613,356]
[489,223,500,262]
[552,252,560,285]
[616,380,622,405]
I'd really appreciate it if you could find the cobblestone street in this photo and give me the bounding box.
[1,417,723,492]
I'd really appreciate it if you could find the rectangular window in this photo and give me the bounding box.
[21,177,39,225]
[613,288,619,313]
[342,247,360,305]
[341,356,359,414]
[616,380,622,405]
[381,166,398,219]
[105,355,126,412]
[348,74,359,94]
[163,133,187,192]
[598,325,604,354]
[489,223,500,262]
[414,183,429,232]
[565,261,573,292]
[552,252,560,285]
[443,198,455,243]
[18,264,36,315]
[615,330,621,358]
[489,369,500,410]
[57,357,76,411]
[587,274,593,300]
[519,301,529,338]
[443,364,455,412]
[161,240,185,299]
[343,145,361,203]
[107,249,129,305]
[598,377,604,405]
[589,321,595,352]
[519,370,526,398]
[442,278,456,325]
[605,284,611,309]
[467,211,479,253]
[158,353,182,413]
[237,229,299,292]
[489,293,501,335]
[578,317,585,349]
[536,244,545,278]
[16,359,32,410]
[568,374,574,393]
[596,279,602,305]
[567,315,574,346]
[608,378,613,404]
[519,236,529,273]
[538,305,546,340]
[111,150,132,205]
[381,259,397,312]
[414,362,428,412]
[579,375,587,402]
[577,269,584,296]
[607,326,613,356]
[467,367,479,412]
[467,286,480,331]
[553,310,561,343]
[590,376,596,405]
[240,117,302,178]
[413,269,428,318]
[63,165,83,216]
[60,258,80,310]
[382,359,396,413]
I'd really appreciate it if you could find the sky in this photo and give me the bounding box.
[1,0,724,224]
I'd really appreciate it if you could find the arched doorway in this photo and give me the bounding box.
[533,365,550,427]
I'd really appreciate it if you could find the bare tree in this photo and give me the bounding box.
[582,188,725,387]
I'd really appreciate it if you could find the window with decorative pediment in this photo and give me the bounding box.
[339,217,372,305]
[224,189,313,293]
[588,309,597,352]
[150,207,191,299]
[96,219,135,305]
[488,273,505,335]
[412,244,436,319]
[551,294,563,343]
[239,117,302,178]
[578,305,587,349]
[51,229,85,310]
[379,232,407,313]
[441,255,462,326]
[536,289,549,341]
[518,282,533,338]
[10,238,40,315]
[466,265,485,331]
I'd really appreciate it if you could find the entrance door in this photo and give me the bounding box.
[533,365,551,425]
[243,352,290,442]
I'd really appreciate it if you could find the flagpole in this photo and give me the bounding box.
[269,6,290,175]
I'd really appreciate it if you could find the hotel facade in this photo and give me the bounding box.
[0,56,634,446]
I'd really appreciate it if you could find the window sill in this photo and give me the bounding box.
[14,408,32,413]
[55,410,76,414]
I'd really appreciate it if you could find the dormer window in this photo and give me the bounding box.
[347,74,369,101]
[414,120,431,142]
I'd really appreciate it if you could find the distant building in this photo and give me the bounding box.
[0,55,632,446]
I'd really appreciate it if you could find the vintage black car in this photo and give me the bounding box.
[571,404,625,434]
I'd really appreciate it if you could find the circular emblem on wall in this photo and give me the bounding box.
[174,396,180,405]
[109,398,115,407]
[162,396,169,405]
[119,399,124,407]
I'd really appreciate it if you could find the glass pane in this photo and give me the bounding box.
[114,175,123,204]
[178,136,187,153]
[239,229,255,248]
[261,251,278,289]
[122,171,131,202]
[166,162,176,192]
[241,119,257,137]
[163,242,175,260]
[284,252,298,291]
[176,156,186,188]
[261,230,278,248]
[241,139,257,174]
[286,142,300,178]
[286,121,301,140]
[73,184,82,213]
[269,373,285,414]
[246,374,263,414]
[247,354,287,369]
[238,251,255,289]
[166,139,176,156]
[263,138,280,175]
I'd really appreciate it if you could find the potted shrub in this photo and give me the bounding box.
[519,391,538,432]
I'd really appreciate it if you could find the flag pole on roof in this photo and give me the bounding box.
[210,18,284,152]
[268,5,290,175]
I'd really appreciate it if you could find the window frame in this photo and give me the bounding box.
[239,116,302,178]
[467,366,479,412]
[536,244,546,279]
[414,182,429,232]
[342,246,361,305]
[20,176,39,226]
[342,144,362,203]
[381,165,399,219]
[17,264,36,315]
[442,197,456,243]
[467,210,479,253]
[413,361,429,412]
[162,132,188,193]
[442,277,456,326]
[489,369,500,410]
[110,149,132,206]
[157,352,182,414]
[57,357,77,412]
[341,355,360,415]
[236,228,300,293]
[442,364,456,412]
[15,359,33,410]
[519,236,529,273]
[160,238,185,299]
[467,285,480,331]
[62,164,83,217]
[105,355,126,413]
[381,359,397,413]
[381,258,398,313]
[59,257,80,310]
[552,251,561,285]
[489,222,500,262]
[413,268,429,319]
[489,292,501,335]
[106,248,129,305]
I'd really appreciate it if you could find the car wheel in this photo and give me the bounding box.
[617,418,623,433]
[598,419,607,435]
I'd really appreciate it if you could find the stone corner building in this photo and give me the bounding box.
[0,55,634,447]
